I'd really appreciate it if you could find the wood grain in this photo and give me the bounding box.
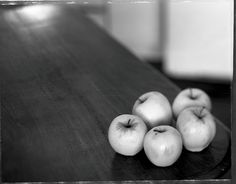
[0,4,231,182]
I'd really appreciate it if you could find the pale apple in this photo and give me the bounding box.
[108,114,147,156]
[143,125,183,167]
[132,91,173,128]
[172,88,212,118]
[176,106,216,152]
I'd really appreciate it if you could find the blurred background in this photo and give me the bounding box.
[76,0,233,78]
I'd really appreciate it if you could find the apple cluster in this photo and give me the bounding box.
[108,89,216,167]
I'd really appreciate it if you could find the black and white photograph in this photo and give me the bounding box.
[0,0,234,183]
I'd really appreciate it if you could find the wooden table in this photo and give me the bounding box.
[0,4,231,183]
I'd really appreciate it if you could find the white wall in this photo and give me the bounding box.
[163,0,234,80]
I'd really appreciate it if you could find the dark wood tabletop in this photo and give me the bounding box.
[0,4,231,183]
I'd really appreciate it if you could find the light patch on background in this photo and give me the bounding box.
[18,5,56,21]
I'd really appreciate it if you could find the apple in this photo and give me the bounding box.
[172,88,212,118]
[108,114,147,156]
[132,91,173,128]
[143,125,183,167]
[176,106,216,152]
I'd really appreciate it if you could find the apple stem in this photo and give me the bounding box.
[193,106,206,121]
[125,119,132,128]
[189,88,197,100]
[153,129,166,134]
[199,106,206,118]
[189,88,193,98]
[138,97,146,104]
[127,119,131,125]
